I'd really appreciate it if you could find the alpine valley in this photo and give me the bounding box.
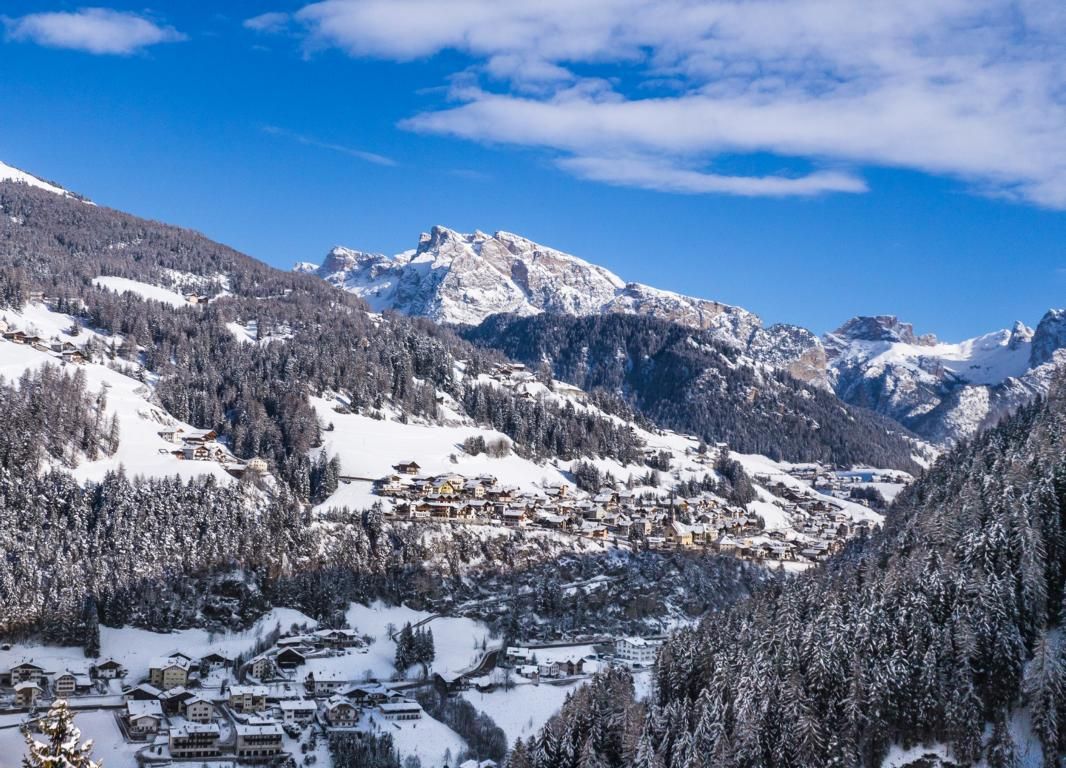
[1,160,1064,768]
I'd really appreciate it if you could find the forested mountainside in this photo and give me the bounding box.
[0,179,760,644]
[465,313,925,472]
[0,358,761,645]
[0,181,645,497]
[513,377,1066,768]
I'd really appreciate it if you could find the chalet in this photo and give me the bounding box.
[378,475,407,496]
[504,647,534,665]
[516,665,539,679]
[558,657,585,676]
[716,535,740,554]
[14,681,41,707]
[182,429,218,446]
[10,661,46,685]
[183,445,212,461]
[502,509,527,528]
[433,673,469,697]
[459,760,499,768]
[464,480,486,498]
[3,331,27,344]
[580,522,608,539]
[305,669,348,696]
[126,700,164,735]
[537,660,561,678]
[123,683,163,701]
[159,686,197,715]
[169,723,221,759]
[378,701,422,721]
[393,461,421,475]
[247,654,274,680]
[630,518,653,536]
[200,651,230,669]
[324,695,359,726]
[313,628,363,648]
[275,648,307,669]
[184,695,216,723]
[246,456,269,473]
[234,723,284,759]
[433,479,458,496]
[279,698,317,724]
[53,672,75,697]
[228,684,268,713]
[148,655,191,689]
[340,683,392,707]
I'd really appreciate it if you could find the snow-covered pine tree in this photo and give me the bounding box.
[22,699,100,768]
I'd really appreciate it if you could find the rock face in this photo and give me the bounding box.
[299,226,829,385]
[825,313,1065,445]
[1031,309,1066,368]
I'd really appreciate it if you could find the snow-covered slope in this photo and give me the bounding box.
[0,302,235,484]
[826,313,1066,444]
[0,160,85,201]
[296,226,828,385]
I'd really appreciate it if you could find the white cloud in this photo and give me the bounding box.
[244,12,290,33]
[5,7,185,55]
[288,0,1066,205]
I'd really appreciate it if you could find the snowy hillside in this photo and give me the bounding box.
[297,226,829,385]
[0,300,236,484]
[0,160,84,202]
[827,313,1066,444]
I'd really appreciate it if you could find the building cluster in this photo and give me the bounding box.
[156,426,268,478]
[0,658,112,708]
[374,458,873,564]
[0,318,89,365]
[753,474,881,562]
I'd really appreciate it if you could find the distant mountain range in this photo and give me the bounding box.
[300,228,1066,445]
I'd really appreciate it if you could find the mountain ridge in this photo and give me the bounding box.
[301,225,1066,445]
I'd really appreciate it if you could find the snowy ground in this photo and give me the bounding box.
[92,276,189,308]
[0,709,138,768]
[462,682,580,746]
[359,707,468,768]
[312,602,496,682]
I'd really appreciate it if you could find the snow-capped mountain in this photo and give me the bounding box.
[297,226,828,384]
[826,313,1066,444]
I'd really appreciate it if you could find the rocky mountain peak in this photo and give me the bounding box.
[296,226,830,385]
[831,315,937,346]
[1031,309,1066,368]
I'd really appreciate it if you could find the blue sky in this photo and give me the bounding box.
[2,1,1065,338]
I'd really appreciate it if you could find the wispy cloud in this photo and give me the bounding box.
[283,0,1066,206]
[4,7,185,55]
[262,125,396,167]
[244,11,290,34]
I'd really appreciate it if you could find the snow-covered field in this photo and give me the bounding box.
[92,276,189,309]
[302,602,495,683]
[462,682,580,745]
[312,395,574,511]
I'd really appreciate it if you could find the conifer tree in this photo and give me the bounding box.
[22,699,101,768]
